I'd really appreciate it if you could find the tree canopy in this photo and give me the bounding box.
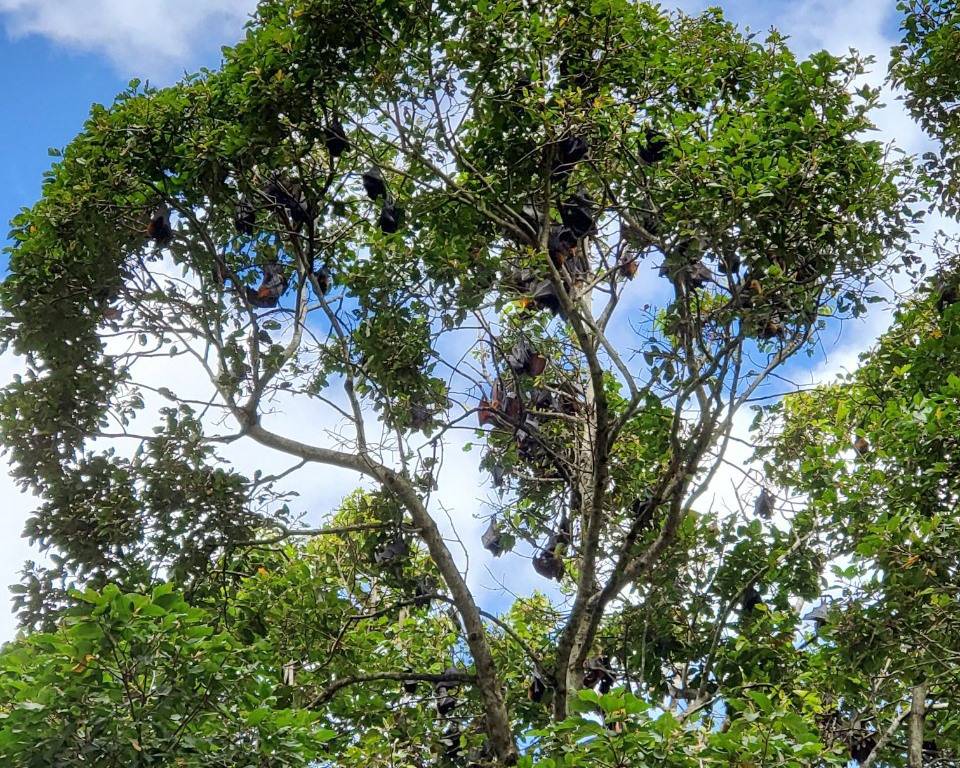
[892,0,960,215]
[2,0,956,766]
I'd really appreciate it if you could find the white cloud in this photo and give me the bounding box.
[673,0,896,55]
[0,0,258,81]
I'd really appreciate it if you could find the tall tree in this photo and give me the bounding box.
[0,0,915,764]
[762,291,960,767]
[892,0,960,215]
[749,3,960,766]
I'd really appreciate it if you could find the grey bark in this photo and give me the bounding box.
[909,683,927,768]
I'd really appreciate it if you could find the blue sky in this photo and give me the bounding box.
[0,3,257,260]
[0,0,945,642]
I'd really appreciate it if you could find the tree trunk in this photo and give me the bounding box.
[246,424,519,764]
[908,683,927,768]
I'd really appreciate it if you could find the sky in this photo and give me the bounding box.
[0,0,946,642]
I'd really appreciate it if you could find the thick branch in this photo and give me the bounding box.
[861,703,912,768]
[908,683,927,768]
[244,422,517,764]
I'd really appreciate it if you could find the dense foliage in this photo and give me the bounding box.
[761,282,960,768]
[892,0,960,215]
[2,0,955,765]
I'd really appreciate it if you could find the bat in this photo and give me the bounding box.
[323,119,350,157]
[362,165,388,200]
[147,205,173,245]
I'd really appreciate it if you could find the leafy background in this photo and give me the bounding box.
[0,0,952,644]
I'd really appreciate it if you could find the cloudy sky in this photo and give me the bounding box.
[0,0,944,642]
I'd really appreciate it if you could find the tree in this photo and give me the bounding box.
[0,1,916,765]
[0,582,334,766]
[761,288,960,767]
[891,0,960,215]
[746,4,960,766]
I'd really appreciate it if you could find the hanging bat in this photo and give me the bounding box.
[362,165,388,201]
[234,198,256,235]
[560,187,597,239]
[506,340,547,377]
[478,380,505,426]
[936,276,958,311]
[518,204,542,243]
[413,575,436,608]
[530,388,553,411]
[803,600,832,631]
[632,497,655,530]
[323,119,350,157]
[528,671,547,702]
[263,178,309,226]
[434,667,461,716]
[529,280,561,315]
[741,585,763,613]
[689,261,714,288]
[378,199,402,234]
[502,393,523,423]
[313,265,331,295]
[410,403,431,431]
[555,515,572,548]
[639,126,667,164]
[548,224,577,268]
[373,536,409,566]
[532,548,564,581]
[209,254,230,287]
[758,319,785,340]
[754,488,774,520]
[516,425,546,463]
[147,205,173,245]
[583,655,614,691]
[479,381,522,426]
[481,519,503,556]
[619,257,639,279]
[439,725,463,759]
[848,731,877,763]
[246,262,289,308]
[552,134,588,177]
